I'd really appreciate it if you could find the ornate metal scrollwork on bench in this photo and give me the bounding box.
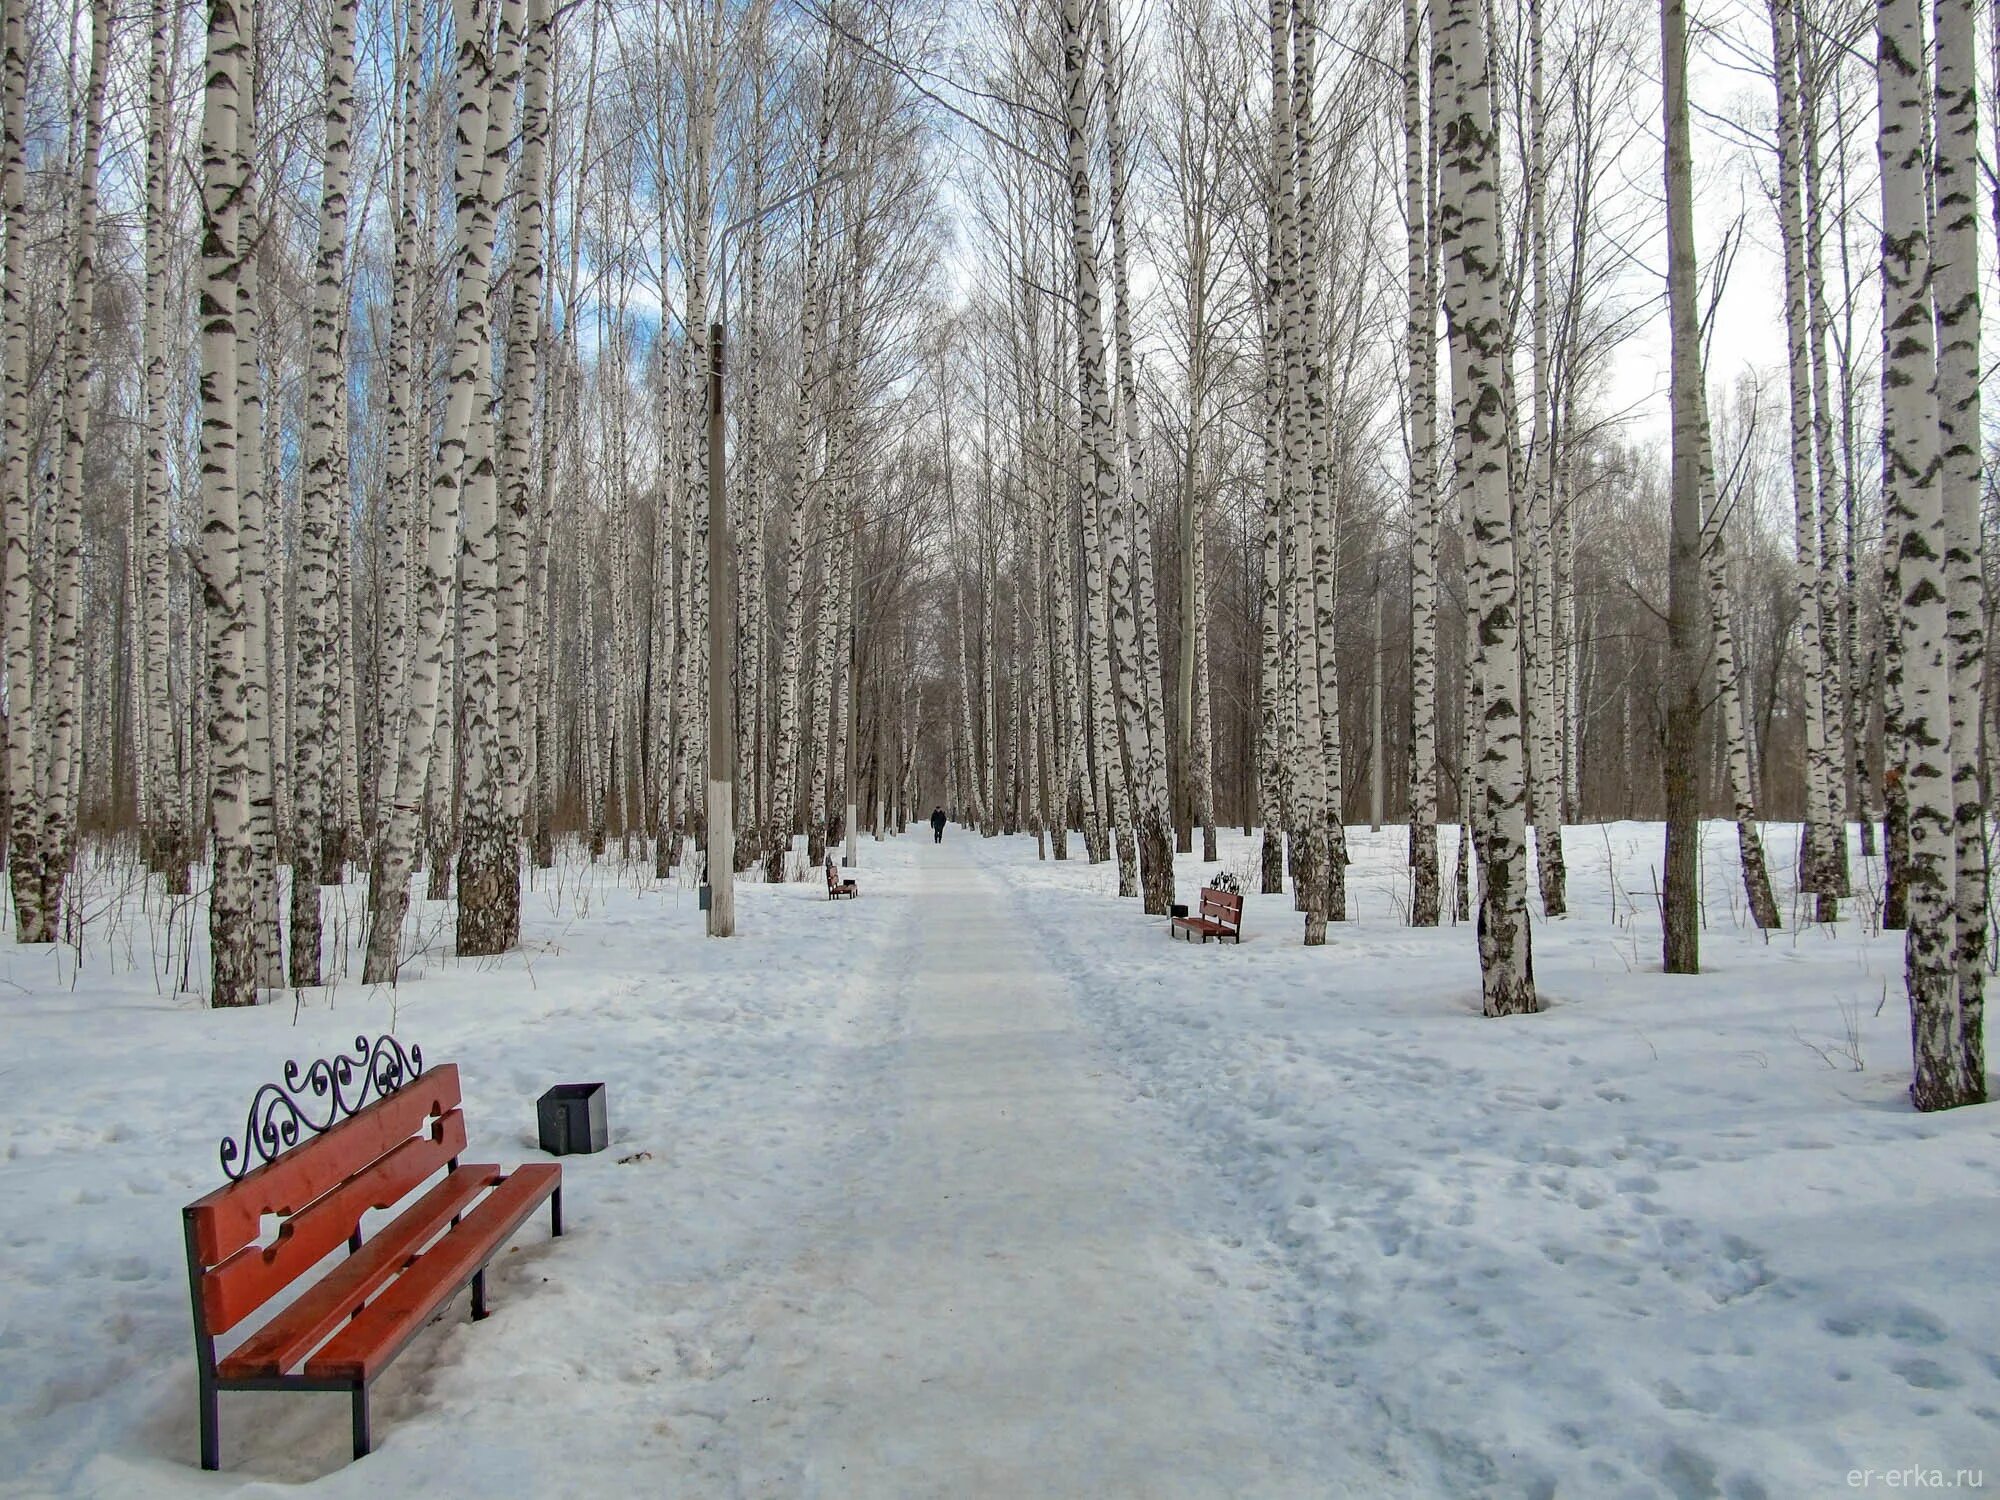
[219,1033,425,1181]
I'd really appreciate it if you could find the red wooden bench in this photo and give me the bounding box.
[182,1039,562,1470]
[826,857,857,900]
[1170,887,1244,943]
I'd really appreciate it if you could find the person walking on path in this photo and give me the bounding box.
[930,807,947,844]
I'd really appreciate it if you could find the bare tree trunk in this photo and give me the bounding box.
[1771,0,1839,921]
[491,0,553,933]
[766,78,833,883]
[1701,421,1781,929]
[1439,0,1535,1012]
[1915,0,1985,1106]
[197,0,257,1005]
[1405,0,1440,926]
[365,0,511,983]
[1098,0,1173,914]
[0,0,33,932]
[1525,0,1566,917]
[30,0,110,943]
[457,0,529,955]
[233,32,283,987]
[1061,8,1135,900]
[1799,19,1850,903]
[370,0,424,908]
[140,0,189,893]
[289,0,357,987]
[1659,0,1705,978]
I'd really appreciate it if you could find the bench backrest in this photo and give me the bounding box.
[1199,888,1244,932]
[184,1063,464,1335]
[825,859,838,885]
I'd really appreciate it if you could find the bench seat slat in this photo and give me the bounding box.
[217,1165,502,1379]
[304,1163,561,1383]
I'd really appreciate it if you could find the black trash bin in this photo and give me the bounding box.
[537,1082,608,1155]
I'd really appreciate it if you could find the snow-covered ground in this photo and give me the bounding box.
[2,823,1995,1498]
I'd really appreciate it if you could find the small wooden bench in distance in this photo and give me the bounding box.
[826,858,858,900]
[1170,887,1244,944]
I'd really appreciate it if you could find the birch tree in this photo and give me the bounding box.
[1771,0,1840,921]
[198,0,259,1005]
[1405,0,1442,928]
[457,0,530,957]
[1437,0,1535,1013]
[139,0,188,893]
[1879,0,1983,1109]
[31,0,112,946]
[290,0,359,987]
[0,0,30,936]
[1929,0,1983,1097]
[1524,0,1565,917]
[1098,0,1173,914]
[365,0,514,983]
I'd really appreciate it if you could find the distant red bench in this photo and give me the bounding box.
[826,857,857,900]
[182,1039,562,1470]
[1170,887,1243,944]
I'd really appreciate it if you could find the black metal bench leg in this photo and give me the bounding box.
[197,1373,219,1471]
[351,1382,372,1460]
[472,1268,489,1321]
[551,1186,564,1238]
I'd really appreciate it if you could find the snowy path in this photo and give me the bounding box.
[7,825,1999,1498]
[699,838,1374,1497]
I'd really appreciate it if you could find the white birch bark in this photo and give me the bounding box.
[456,0,528,957]
[765,82,834,881]
[139,0,188,891]
[1928,0,1985,1104]
[948,477,987,830]
[364,0,509,982]
[1061,7,1134,899]
[1405,0,1441,928]
[1525,0,1565,917]
[1254,30,1288,899]
[1097,0,1173,912]
[197,0,257,1004]
[289,0,357,986]
[370,0,425,904]
[232,27,284,987]
[1798,30,1850,901]
[1770,0,1839,917]
[29,0,109,942]
[1438,0,1535,1013]
[735,51,769,864]
[1050,429,1087,861]
[1700,420,1781,929]
[0,0,33,935]
[1876,0,1962,1106]
[1282,0,1332,943]
[492,0,552,929]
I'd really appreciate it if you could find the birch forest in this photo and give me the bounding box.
[2,0,1996,1114]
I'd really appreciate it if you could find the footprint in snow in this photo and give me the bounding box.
[1892,1356,1962,1391]
[1821,1303,1948,1345]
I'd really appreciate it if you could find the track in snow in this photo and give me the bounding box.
[691,837,1385,1498]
